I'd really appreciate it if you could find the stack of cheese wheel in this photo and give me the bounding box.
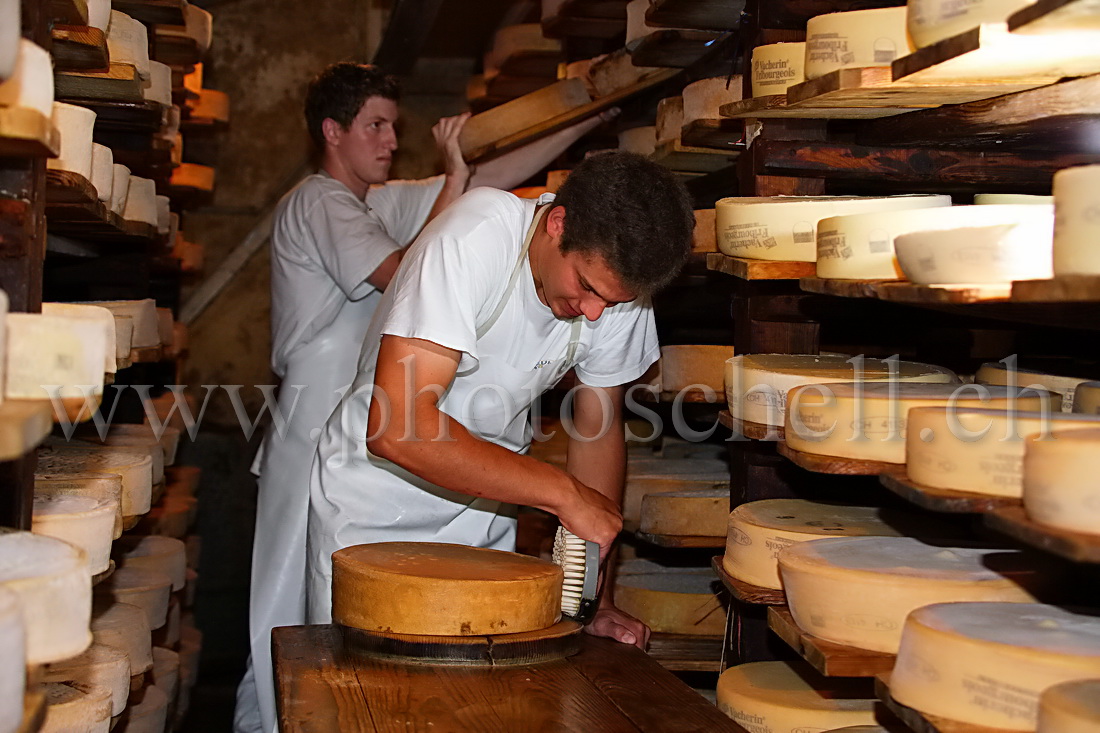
[639,487,728,538]
[89,144,113,203]
[1039,679,1100,732]
[159,4,213,55]
[751,42,806,97]
[44,643,129,718]
[78,432,165,485]
[0,40,54,120]
[90,599,153,677]
[40,681,112,733]
[35,474,123,539]
[106,11,150,80]
[906,407,1100,498]
[332,543,563,635]
[618,126,656,156]
[124,684,169,733]
[1023,427,1100,535]
[143,61,172,107]
[122,176,159,227]
[725,353,957,429]
[614,571,725,635]
[658,344,729,394]
[778,537,1053,653]
[36,442,154,519]
[715,195,948,262]
[893,205,1055,285]
[81,299,160,350]
[785,382,1060,464]
[114,535,187,592]
[94,566,173,629]
[1053,164,1100,275]
[4,311,110,401]
[975,193,1053,204]
[907,0,1040,48]
[682,76,741,125]
[109,164,130,215]
[156,593,181,647]
[623,457,728,523]
[1073,381,1100,413]
[40,301,118,377]
[976,361,1091,412]
[804,7,912,79]
[0,530,91,664]
[723,500,913,590]
[717,661,878,730]
[46,102,96,181]
[892,603,1100,730]
[31,493,115,575]
[0,589,25,732]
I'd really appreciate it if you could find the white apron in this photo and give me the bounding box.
[305,205,581,623]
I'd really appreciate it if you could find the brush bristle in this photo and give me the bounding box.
[553,527,589,615]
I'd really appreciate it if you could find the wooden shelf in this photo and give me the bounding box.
[45,170,159,244]
[1009,0,1100,33]
[129,346,165,364]
[706,253,815,280]
[541,0,626,39]
[0,108,61,158]
[768,606,895,677]
[678,119,746,151]
[635,530,725,548]
[0,401,55,462]
[876,673,1016,733]
[879,471,1021,514]
[55,63,146,104]
[112,0,186,25]
[777,441,899,476]
[651,139,738,173]
[1010,276,1100,302]
[646,631,725,672]
[800,277,891,299]
[986,504,1100,563]
[79,99,166,134]
[51,25,109,72]
[711,556,786,605]
[49,0,89,25]
[802,277,1014,305]
[630,30,726,68]
[645,0,744,31]
[151,32,204,67]
[721,93,911,120]
[717,410,783,441]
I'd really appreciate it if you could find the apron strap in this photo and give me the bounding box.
[476,204,549,340]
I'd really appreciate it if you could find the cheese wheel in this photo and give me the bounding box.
[1022,426,1100,535]
[805,7,912,79]
[158,4,213,53]
[154,596,181,647]
[35,475,123,539]
[115,536,186,591]
[725,354,957,428]
[723,500,909,590]
[894,207,1055,285]
[122,176,158,227]
[625,0,652,48]
[908,0,1039,48]
[0,0,18,83]
[40,681,112,733]
[31,494,115,575]
[80,299,159,348]
[1039,680,1100,733]
[86,0,110,31]
[0,530,91,664]
[0,39,53,117]
[624,460,729,522]
[1053,164,1100,275]
[1073,381,1100,414]
[682,76,741,125]
[778,537,1052,653]
[717,661,878,731]
[618,126,655,156]
[975,193,1053,205]
[639,488,728,537]
[751,42,806,97]
[124,683,169,733]
[46,102,97,180]
[36,443,153,516]
[44,643,129,716]
[655,96,683,145]
[716,195,948,262]
[4,312,109,401]
[109,164,130,216]
[907,407,1100,497]
[106,11,150,81]
[89,144,114,204]
[614,571,725,635]
[112,315,133,360]
[659,344,730,393]
[976,361,1090,412]
[78,434,164,483]
[332,543,562,636]
[892,603,1100,730]
[151,647,180,705]
[155,195,171,234]
[785,382,1059,464]
[0,588,25,733]
[143,61,172,107]
[95,567,172,630]
[40,303,117,374]
[90,600,152,675]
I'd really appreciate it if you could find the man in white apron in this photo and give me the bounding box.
[236,62,618,733]
[306,150,695,646]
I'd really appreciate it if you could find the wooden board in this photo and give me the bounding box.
[678,119,747,151]
[0,107,60,158]
[55,63,145,103]
[630,30,725,68]
[460,80,591,159]
[706,253,816,280]
[777,441,899,476]
[1010,0,1100,33]
[717,411,784,441]
[872,281,1012,304]
[645,0,744,31]
[879,470,1021,514]
[768,606,895,677]
[650,138,738,173]
[484,74,555,100]
[45,170,159,244]
[645,632,724,672]
[274,625,744,732]
[152,32,203,67]
[130,346,165,363]
[635,530,725,549]
[1010,275,1100,302]
[341,620,583,666]
[875,673,1017,733]
[112,0,186,25]
[0,401,54,462]
[496,50,563,80]
[51,25,109,71]
[801,277,891,299]
[711,556,786,606]
[986,504,1100,563]
[720,94,912,120]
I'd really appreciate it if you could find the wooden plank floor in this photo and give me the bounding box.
[275,625,741,732]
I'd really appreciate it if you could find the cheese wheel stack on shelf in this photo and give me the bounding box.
[122,176,160,228]
[77,432,166,485]
[40,681,112,733]
[1023,427,1100,535]
[975,361,1092,412]
[37,302,117,376]
[94,566,173,630]
[81,299,160,351]
[717,661,878,730]
[623,456,728,522]
[805,7,913,79]
[106,11,151,81]
[44,643,130,717]
[1053,164,1100,276]
[143,61,173,108]
[715,195,948,262]
[89,600,152,676]
[37,443,154,519]
[725,353,957,428]
[657,344,729,394]
[0,39,53,118]
[618,126,656,156]
[0,589,25,731]
[907,0,1041,48]
[778,537,1056,653]
[123,683,170,733]
[150,647,180,709]
[31,494,116,575]
[751,42,806,97]
[785,382,1060,464]
[1039,679,1100,732]
[639,487,729,537]
[109,164,130,216]
[891,603,1100,730]
[35,475,124,539]
[46,102,97,181]
[614,571,726,635]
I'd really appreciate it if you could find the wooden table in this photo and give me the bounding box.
[274,625,742,732]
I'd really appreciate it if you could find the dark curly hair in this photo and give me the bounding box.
[553,151,694,296]
[304,63,400,149]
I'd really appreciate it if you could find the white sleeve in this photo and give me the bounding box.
[306,192,402,300]
[365,175,446,247]
[574,298,661,388]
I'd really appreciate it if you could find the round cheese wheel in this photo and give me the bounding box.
[785,382,1060,464]
[110,164,130,216]
[726,353,957,428]
[625,0,652,48]
[78,434,164,483]
[36,444,153,516]
[892,603,1100,730]
[0,588,25,732]
[976,361,1091,413]
[154,596,181,648]
[34,475,123,540]
[40,681,112,733]
[1073,380,1100,414]
[94,566,173,630]
[723,500,909,590]
[122,176,158,227]
[124,683,169,733]
[151,647,181,706]
[682,76,741,124]
[39,303,117,375]
[90,144,113,204]
[625,457,728,523]
[0,530,90,664]
[805,7,912,79]
[32,494,116,574]
[975,193,1053,205]
[659,344,730,393]
[717,661,878,730]
[44,642,129,716]
[639,488,729,537]
[106,11,150,81]
[778,537,1053,653]
[4,312,108,400]
[716,195,948,262]
[90,600,152,675]
[114,535,187,591]
[0,40,54,117]
[1054,164,1100,275]
[332,543,563,636]
[47,102,97,180]
[751,42,806,97]
[1023,426,1100,535]
[86,0,110,31]
[1039,679,1100,733]
[613,571,725,635]
[908,0,1040,48]
[618,126,656,156]
[907,407,1100,497]
[81,299,159,349]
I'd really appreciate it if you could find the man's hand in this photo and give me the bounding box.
[431,112,472,180]
[584,603,650,650]
[555,476,622,559]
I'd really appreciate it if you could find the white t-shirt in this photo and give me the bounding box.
[269,172,443,375]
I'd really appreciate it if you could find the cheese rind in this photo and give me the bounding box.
[682,76,741,124]
[332,542,563,636]
[41,681,112,733]
[1072,380,1100,414]
[976,361,1090,412]
[34,475,123,539]
[614,572,725,635]
[90,144,113,203]
[36,443,153,516]
[975,193,1053,205]
[121,177,158,227]
[1039,679,1100,733]
[40,303,117,374]
[109,164,130,216]
[106,11,150,81]
[892,602,1100,730]
[80,299,159,348]
[31,494,115,574]
[0,39,53,117]
[44,643,129,716]
[751,43,806,97]
[778,537,1051,653]
[639,488,729,537]
[805,7,912,79]
[90,600,152,675]
[1053,164,1100,275]
[659,344,730,394]
[94,566,173,629]
[4,312,109,401]
[908,0,1040,48]
[114,535,187,590]
[1022,427,1100,535]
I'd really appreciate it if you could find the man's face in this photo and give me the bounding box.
[330,96,399,187]
[538,247,637,322]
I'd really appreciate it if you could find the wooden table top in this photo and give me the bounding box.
[274,625,742,732]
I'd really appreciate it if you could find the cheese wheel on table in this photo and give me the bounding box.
[658,344,730,394]
[805,7,912,79]
[785,382,1060,464]
[1023,426,1100,535]
[36,442,153,517]
[725,353,957,428]
[717,661,878,731]
[614,571,725,635]
[0,588,24,733]
[31,494,115,575]
[1073,380,1100,414]
[975,193,1053,205]
[976,361,1090,412]
[332,542,563,636]
[114,535,186,591]
[1054,164,1100,275]
[751,42,806,97]
[892,602,1100,730]
[44,643,129,717]
[46,102,96,181]
[0,39,53,117]
[40,682,112,733]
[778,536,1054,653]
[716,195,948,262]
[90,600,152,675]
[39,302,117,375]
[1039,679,1100,733]
[639,487,729,537]
[908,0,1040,48]
[723,500,911,590]
[618,126,655,156]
